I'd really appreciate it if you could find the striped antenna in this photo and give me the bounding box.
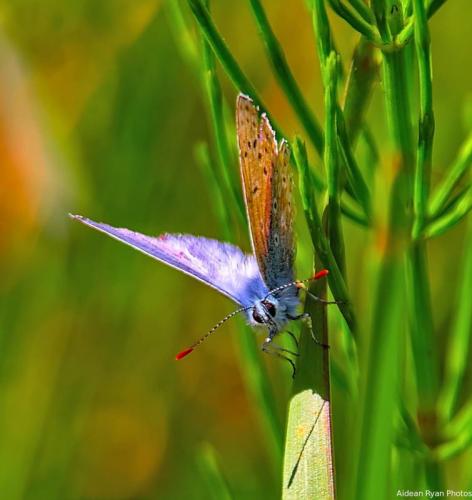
[175,305,252,360]
[264,269,329,300]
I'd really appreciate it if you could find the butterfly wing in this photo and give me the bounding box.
[236,94,295,290]
[266,139,295,288]
[237,94,276,282]
[70,215,268,307]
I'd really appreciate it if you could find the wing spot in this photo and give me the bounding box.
[258,152,262,159]
[244,151,248,158]
[247,141,251,149]
[263,167,268,175]
[283,176,286,183]
[253,139,257,148]
[253,185,259,194]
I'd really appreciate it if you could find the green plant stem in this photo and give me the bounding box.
[341,201,369,227]
[356,3,430,497]
[437,218,472,421]
[428,131,472,218]
[312,0,347,279]
[294,138,356,333]
[353,33,414,490]
[165,0,199,71]
[342,39,380,145]
[408,3,439,466]
[248,0,324,155]
[412,0,434,238]
[355,233,406,500]
[394,0,446,51]
[436,400,472,465]
[427,0,448,18]
[200,16,246,224]
[188,0,281,136]
[313,0,332,66]
[313,3,373,218]
[324,55,346,276]
[444,400,472,442]
[197,443,234,500]
[389,1,442,490]
[195,143,233,242]
[282,261,335,499]
[327,0,380,42]
[424,188,472,238]
[336,107,372,218]
[347,0,375,24]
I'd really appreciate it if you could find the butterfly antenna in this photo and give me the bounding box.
[175,305,252,360]
[264,269,330,299]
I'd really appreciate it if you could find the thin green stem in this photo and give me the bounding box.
[197,443,234,500]
[313,0,333,63]
[248,0,324,155]
[336,106,372,218]
[356,3,433,498]
[386,0,441,489]
[282,264,335,499]
[195,142,233,242]
[187,0,278,128]
[327,0,380,42]
[437,218,472,422]
[294,138,356,333]
[424,188,472,238]
[200,18,246,224]
[165,0,199,71]
[412,0,435,238]
[347,0,375,24]
[427,0,448,18]
[429,131,472,218]
[313,0,347,279]
[342,38,380,145]
[433,422,472,462]
[324,55,345,275]
[444,400,472,441]
[340,201,370,227]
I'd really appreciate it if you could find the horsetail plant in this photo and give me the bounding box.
[167,0,472,498]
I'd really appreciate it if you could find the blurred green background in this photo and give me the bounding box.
[0,1,470,499]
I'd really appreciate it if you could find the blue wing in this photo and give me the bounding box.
[70,215,268,307]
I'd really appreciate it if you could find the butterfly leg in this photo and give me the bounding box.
[296,281,344,304]
[284,330,299,350]
[288,313,330,349]
[304,291,344,305]
[262,335,298,378]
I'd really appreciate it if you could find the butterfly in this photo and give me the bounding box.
[70,94,329,373]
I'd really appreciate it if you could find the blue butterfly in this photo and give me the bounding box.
[71,94,329,372]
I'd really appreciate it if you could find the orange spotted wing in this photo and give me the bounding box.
[236,94,295,289]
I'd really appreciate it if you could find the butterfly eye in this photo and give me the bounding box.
[263,301,276,317]
[252,310,265,324]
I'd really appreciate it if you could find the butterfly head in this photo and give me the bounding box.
[251,297,278,325]
[249,290,299,330]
